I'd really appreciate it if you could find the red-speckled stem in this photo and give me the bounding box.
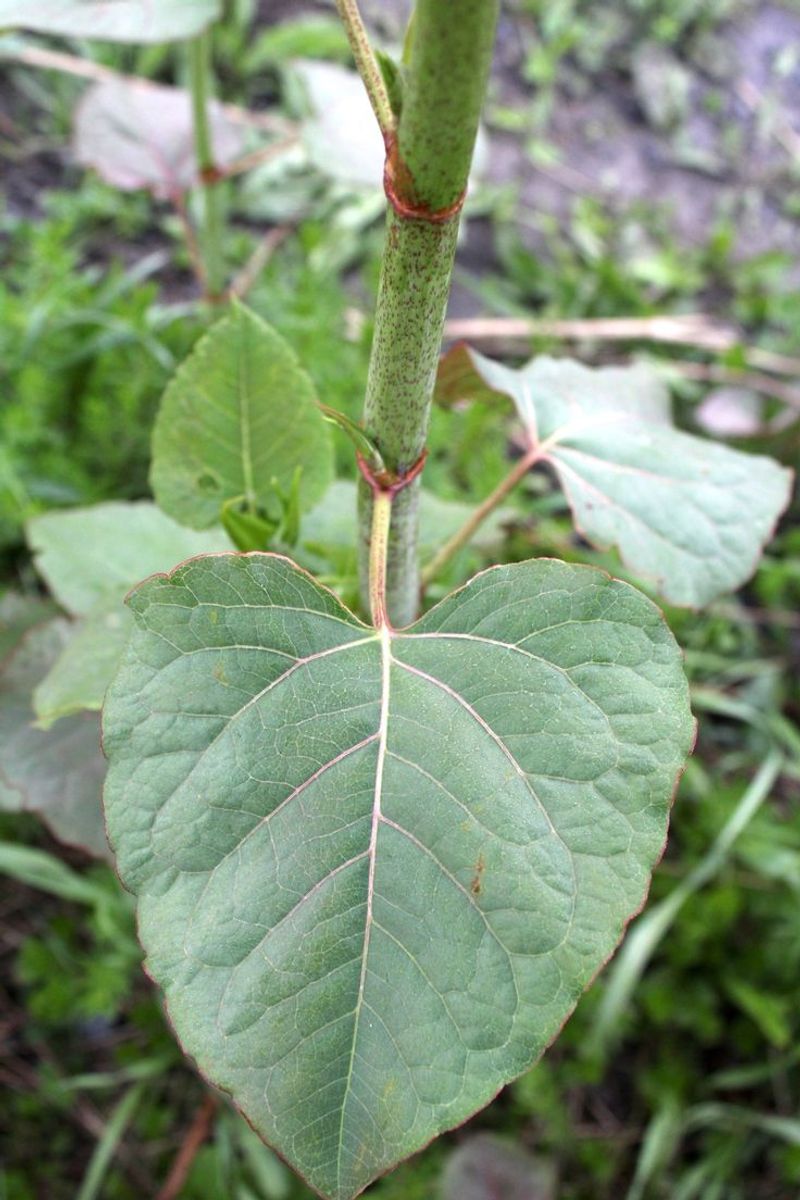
[356,0,499,627]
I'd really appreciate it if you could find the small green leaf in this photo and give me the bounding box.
[1,620,108,858]
[274,466,303,549]
[104,553,693,1200]
[376,49,404,118]
[0,0,221,41]
[437,347,793,607]
[150,303,334,530]
[221,497,279,553]
[319,406,386,476]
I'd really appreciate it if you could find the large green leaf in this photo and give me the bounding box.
[28,501,232,617]
[27,502,232,725]
[33,611,131,728]
[437,348,793,607]
[1,620,107,858]
[150,304,334,529]
[0,0,221,42]
[103,552,693,1199]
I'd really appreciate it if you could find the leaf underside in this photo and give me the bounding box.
[437,348,793,607]
[74,80,245,200]
[0,0,221,41]
[104,553,693,1200]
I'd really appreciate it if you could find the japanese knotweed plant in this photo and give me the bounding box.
[1,3,792,1199]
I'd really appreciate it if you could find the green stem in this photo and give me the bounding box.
[188,30,224,299]
[356,0,499,628]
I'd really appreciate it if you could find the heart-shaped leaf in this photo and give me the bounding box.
[0,0,221,42]
[150,303,334,530]
[74,79,246,200]
[437,348,793,607]
[103,552,693,1200]
[1,620,108,858]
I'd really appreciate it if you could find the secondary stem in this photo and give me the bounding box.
[335,0,395,137]
[356,0,500,627]
[421,446,538,586]
[188,30,224,299]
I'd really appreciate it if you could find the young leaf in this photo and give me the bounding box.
[221,497,279,553]
[103,553,693,1200]
[437,348,793,607]
[150,304,334,530]
[74,79,246,201]
[0,0,221,42]
[1,621,108,858]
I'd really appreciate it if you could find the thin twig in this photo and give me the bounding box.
[740,345,800,377]
[155,1093,218,1200]
[666,360,800,411]
[444,313,741,354]
[334,0,396,137]
[228,226,291,301]
[8,44,118,83]
[171,193,208,293]
[421,446,538,587]
[218,136,298,181]
[443,314,800,382]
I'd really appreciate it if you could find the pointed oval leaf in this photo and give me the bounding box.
[74,79,245,200]
[150,304,334,530]
[1,620,108,858]
[438,347,793,607]
[0,0,221,42]
[103,553,693,1200]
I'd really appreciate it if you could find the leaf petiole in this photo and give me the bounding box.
[368,490,392,629]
